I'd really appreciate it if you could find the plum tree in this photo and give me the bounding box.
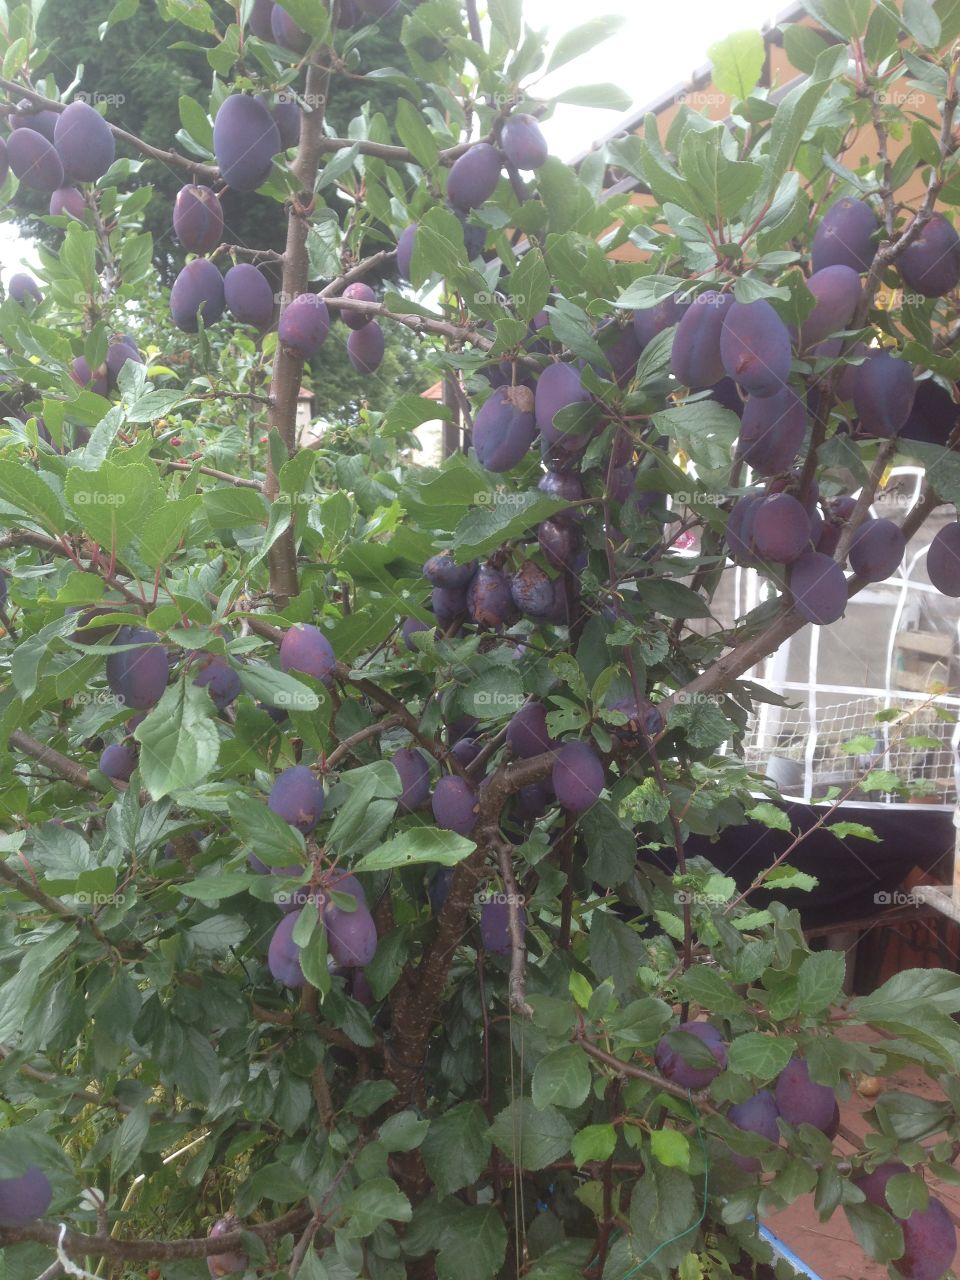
[799,265,861,347]
[473,385,537,473]
[849,518,905,581]
[720,300,792,397]
[655,1022,728,1088]
[268,765,325,833]
[277,293,330,357]
[99,743,136,782]
[392,747,430,813]
[467,565,517,628]
[341,282,376,329]
[271,5,311,52]
[726,1090,780,1171]
[506,702,558,758]
[671,290,735,389]
[927,521,960,596]
[347,320,385,373]
[268,912,305,988]
[898,212,960,297]
[224,264,274,329]
[193,655,242,710]
[479,899,526,956]
[432,775,478,834]
[213,95,281,191]
[774,1057,838,1133]
[446,142,502,209]
[49,186,85,219]
[811,197,880,273]
[737,386,808,476]
[8,273,41,304]
[789,552,849,624]
[535,362,593,455]
[106,626,169,709]
[500,114,548,170]
[170,259,225,333]
[279,623,336,684]
[0,1168,53,1227]
[751,493,812,563]
[173,185,224,255]
[7,127,63,192]
[852,351,916,437]
[206,1217,247,1278]
[53,101,115,182]
[552,741,604,813]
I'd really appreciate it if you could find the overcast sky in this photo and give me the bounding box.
[1,0,789,282]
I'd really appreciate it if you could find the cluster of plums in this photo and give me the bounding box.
[0,97,114,201]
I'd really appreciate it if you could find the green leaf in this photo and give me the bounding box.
[727,1033,793,1082]
[801,0,871,38]
[237,662,321,714]
[352,826,475,873]
[453,491,568,557]
[746,802,791,833]
[844,1202,905,1266]
[532,1046,592,1110]
[827,822,880,842]
[653,401,740,473]
[765,46,847,195]
[272,0,329,37]
[378,1110,430,1153]
[138,496,202,569]
[202,488,269,529]
[422,1102,491,1194]
[178,94,212,149]
[187,913,249,952]
[797,950,846,1014]
[436,1206,507,1280]
[546,16,626,72]
[111,1103,149,1180]
[571,1123,616,1168]
[708,29,766,98]
[589,912,645,997]
[0,460,65,534]
[135,681,220,800]
[227,794,306,868]
[553,84,632,111]
[650,1129,690,1171]
[339,1178,411,1238]
[489,1099,572,1170]
[395,97,439,172]
[680,128,765,221]
[66,461,164,552]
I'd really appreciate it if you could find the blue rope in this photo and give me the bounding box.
[618,1091,709,1279]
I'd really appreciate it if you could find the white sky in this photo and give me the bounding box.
[0,0,789,283]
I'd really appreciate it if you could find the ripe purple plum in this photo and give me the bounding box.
[9,273,41,304]
[466,565,518,629]
[401,616,431,651]
[54,101,116,182]
[751,493,812,563]
[724,496,764,564]
[902,379,959,445]
[727,1089,780,1171]
[552,741,604,813]
[8,127,63,192]
[853,351,916,437]
[854,1161,910,1209]
[432,775,479,834]
[347,320,385,373]
[341,281,376,329]
[396,223,417,279]
[213,95,280,191]
[898,212,960,298]
[206,1217,248,1278]
[70,604,122,644]
[0,1167,53,1227]
[432,585,467,629]
[193,655,241,709]
[173,184,224,255]
[737,386,807,476]
[424,551,478,590]
[517,781,552,819]
[49,186,85,219]
[633,294,689,349]
[248,0,275,38]
[848,518,905,582]
[479,898,526,956]
[609,695,664,743]
[671,290,735,389]
[392,747,430,813]
[538,469,585,510]
[10,103,58,141]
[106,341,142,390]
[268,765,325,833]
[896,1198,956,1280]
[799,265,861,348]
[501,114,548,170]
[224,264,274,329]
[106,625,169,709]
[99,743,136,783]
[278,293,330,357]
[279,623,336,685]
[535,362,593,454]
[655,1022,728,1088]
[269,93,301,149]
[70,355,108,396]
[429,867,454,915]
[720,300,792,397]
[538,517,580,572]
[271,4,311,51]
[510,560,556,617]
[789,552,848,624]
[268,912,305,988]
[450,736,482,768]
[811,197,880,273]
[927,522,960,596]
[170,259,225,332]
[447,142,502,210]
[324,892,378,967]
[474,385,536,472]
[506,702,558,758]
[774,1056,838,1133]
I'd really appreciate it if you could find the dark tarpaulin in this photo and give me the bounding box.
[640,802,956,930]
